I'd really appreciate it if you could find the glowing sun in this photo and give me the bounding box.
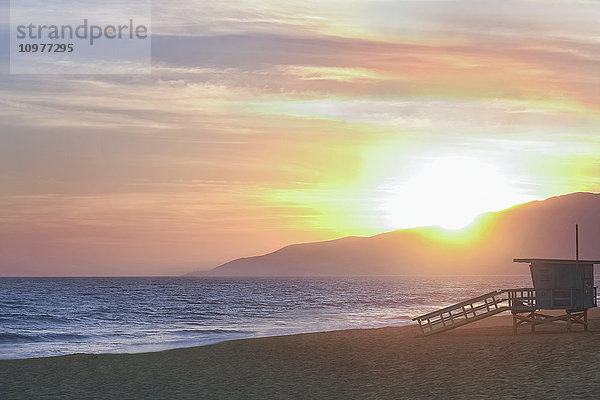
[378,155,523,230]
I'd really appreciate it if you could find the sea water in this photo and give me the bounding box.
[0,275,536,359]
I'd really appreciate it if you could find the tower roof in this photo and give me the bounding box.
[513,258,600,264]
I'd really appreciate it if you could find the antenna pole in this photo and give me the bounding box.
[576,224,579,267]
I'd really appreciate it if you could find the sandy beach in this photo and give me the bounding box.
[2,308,600,399]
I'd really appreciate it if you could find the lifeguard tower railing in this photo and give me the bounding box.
[413,287,597,336]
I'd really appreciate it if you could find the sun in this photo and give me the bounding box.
[377,155,524,230]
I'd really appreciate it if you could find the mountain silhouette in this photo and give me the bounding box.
[187,192,600,276]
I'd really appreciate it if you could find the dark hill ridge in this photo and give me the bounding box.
[187,192,600,276]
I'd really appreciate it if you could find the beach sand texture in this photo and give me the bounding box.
[2,309,600,399]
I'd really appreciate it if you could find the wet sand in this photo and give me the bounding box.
[2,309,600,399]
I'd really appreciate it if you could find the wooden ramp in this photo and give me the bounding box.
[413,290,516,336]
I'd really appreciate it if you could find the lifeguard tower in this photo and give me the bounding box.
[509,258,597,334]
[413,225,599,336]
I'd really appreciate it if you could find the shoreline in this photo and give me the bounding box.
[3,310,600,399]
[0,320,416,361]
[0,316,418,362]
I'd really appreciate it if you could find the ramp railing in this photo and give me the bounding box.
[412,290,511,336]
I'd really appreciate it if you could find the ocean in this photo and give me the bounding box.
[0,275,535,359]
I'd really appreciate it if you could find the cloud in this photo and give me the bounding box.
[365,0,600,43]
[149,31,600,107]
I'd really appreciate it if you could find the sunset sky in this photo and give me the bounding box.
[1,0,600,276]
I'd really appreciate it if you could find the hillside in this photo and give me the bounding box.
[187,192,600,276]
